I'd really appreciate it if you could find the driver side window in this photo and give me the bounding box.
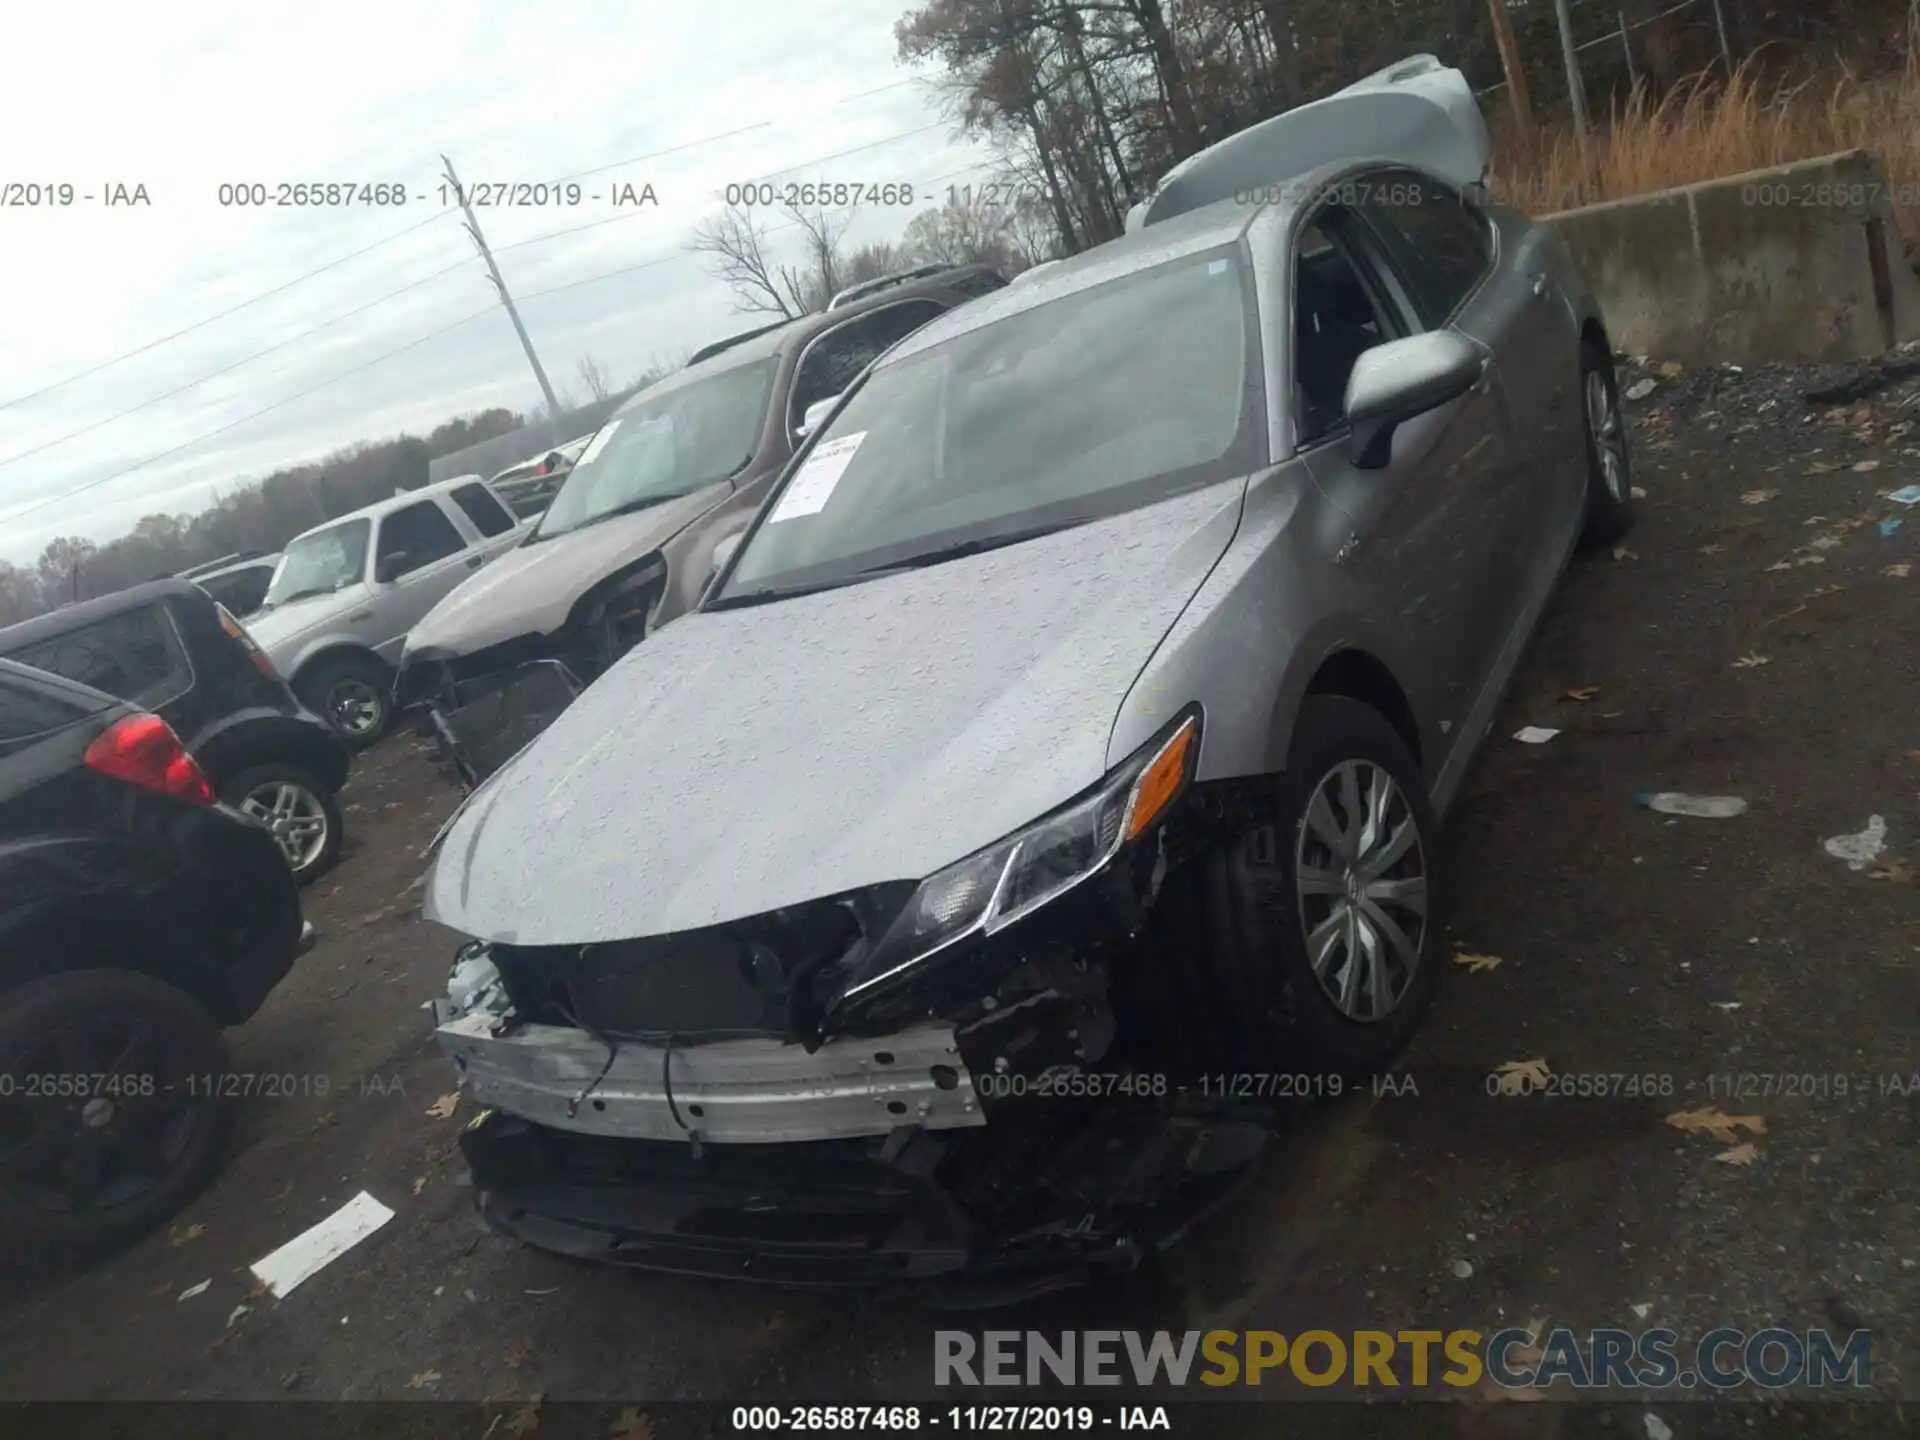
[1292,212,1400,447]
[375,500,465,579]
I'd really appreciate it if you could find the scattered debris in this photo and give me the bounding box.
[168,1223,207,1248]
[1804,461,1841,475]
[1512,726,1559,745]
[249,1191,395,1299]
[1630,1303,1653,1321]
[1852,459,1882,473]
[1880,518,1905,537]
[610,1408,657,1440]
[503,1399,545,1438]
[1491,1058,1552,1095]
[1667,1107,1767,1145]
[1644,1413,1675,1440]
[227,1305,251,1329]
[525,1287,560,1296]
[406,1370,443,1390]
[1451,1259,1474,1280]
[1561,685,1601,701]
[178,1279,211,1303]
[1887,563,1913,577]
[1807,533,1843,550]
[1613,546,1639,561]
[1711,1001,1743,1012]
[1636,792,1748,819]
[426,1092,461,1120]
[1731,652,1771,668]
[1823,816,1889,871]
[1868,859,1914,884]
[1741,488,1779,505]
[1716,1142,1761,1167]
[1630,485,1647,498]
[1658,360,1683,377]
[412,1175,429,1197]
[1698,542,1725,555]
[1625,378,1658,401]
[1453,952,1504,974]
[1886,484,1920,506]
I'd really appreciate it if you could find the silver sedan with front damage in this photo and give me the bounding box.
[423,58,1633,1294]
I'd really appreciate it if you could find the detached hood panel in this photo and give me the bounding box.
[425,480,1247,945]
[405,483,730,659]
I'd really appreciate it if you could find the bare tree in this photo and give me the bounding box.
[576,352,613,403]
[687,203,853,317]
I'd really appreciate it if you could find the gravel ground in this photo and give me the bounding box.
[0,354,1913,1434]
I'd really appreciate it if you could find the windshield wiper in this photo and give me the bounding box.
[709,521,1085,611]
[529,490,693,543]
[265,584,338,606]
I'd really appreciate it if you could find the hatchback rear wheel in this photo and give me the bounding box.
[221,763,343,884]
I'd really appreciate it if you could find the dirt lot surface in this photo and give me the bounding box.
[1,354,1915,1433]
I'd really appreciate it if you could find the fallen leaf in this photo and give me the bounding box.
[505,1336,532,1371]
[1886,563,1913,578]
[1507,1315,1550,1369]
[1853,459,1882,472]
[1801,515,1831,526]
[1667,1106,1767,1146]
[1807,534,1843,550]
[406,1370,442,1390]
[1868,860,1914,884]
[227,1305,251,1329]
[425,1092,461,1120]
[609,1409,656,1440]
[1711,1001,1742,1012]
[1598,709,1625,718]
[1613,546,1638,561]
[1803,461,1840,475]
[411,1175,429,1197]
[1453,952,1504,973]
[1806,584,1845,599]
[505,1400,544,1438]
[1741,489,1778,505]
[168,1223,207,1248]
[1491,1058,1552,1096]
[1731,652,1770,668]
[1561,685,1601,701]
[1659,360,1683,377]
[1698,542,1725,555]
[1631,1302,1653,1320]
[178,1280,211,1302]
[1630,485,1647,498]
[1715,1142,1760,1167]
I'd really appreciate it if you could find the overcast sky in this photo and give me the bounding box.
[0,0,999,565]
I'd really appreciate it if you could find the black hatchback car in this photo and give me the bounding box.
[0,658,307,1258]
[0,580,351,883]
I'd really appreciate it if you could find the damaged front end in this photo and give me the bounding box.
[431,711,1282,1293]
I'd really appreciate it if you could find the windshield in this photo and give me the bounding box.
[532,358,777,540]
[718,246,1259,600]
[263,519,371,606]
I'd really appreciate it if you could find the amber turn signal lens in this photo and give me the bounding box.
[1125,717,1198,842]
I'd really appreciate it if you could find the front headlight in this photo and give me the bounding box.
[842,712,1200,999]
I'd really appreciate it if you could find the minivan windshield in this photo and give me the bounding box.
[532,358,777,541]
[715,246,1258,603]
[263,519,371,606]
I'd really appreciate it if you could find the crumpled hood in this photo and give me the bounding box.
[425,479,1248,944]
[404,485,729,661]
[244,584,372,658]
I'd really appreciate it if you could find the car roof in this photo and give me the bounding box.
[283,475,482,543]
[881,199,1261,366]
[0,578,210,649]
[193,551,281,580]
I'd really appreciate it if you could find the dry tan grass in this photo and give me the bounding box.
[1487,54,1920,245]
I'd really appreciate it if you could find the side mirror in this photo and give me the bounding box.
[795,394,842,440]
[1343,331,1485,470]
[375,551,411,584]
[710,532,743,576]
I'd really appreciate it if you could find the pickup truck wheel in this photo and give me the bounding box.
[0,970,235,1259]
[1203,696,1442,1079]
[221,763,344,884]
[299,655,391,750]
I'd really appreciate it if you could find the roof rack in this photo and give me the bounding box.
[684,319,795,368]
[826,262,960,311]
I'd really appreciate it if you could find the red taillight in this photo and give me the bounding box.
[83,713,215,805]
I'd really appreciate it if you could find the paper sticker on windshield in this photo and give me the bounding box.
[768,432,866,522]
[576,421,621,467]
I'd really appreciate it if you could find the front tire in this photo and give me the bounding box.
[298,654,392,750]
[1204,696,1442,1078]
[1578,341,1635,548]
[0,970,235,1259]
[220,763,344,885]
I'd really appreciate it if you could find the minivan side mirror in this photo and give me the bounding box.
[795,394,842,440]
[374,551,412,584]
[1343,330,1485,470]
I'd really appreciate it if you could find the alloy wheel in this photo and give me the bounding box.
[1293,760,1429,1022]
[326,679,384,737]
[1586,368,1630,502]
[239,779,331,873]
[0,1017,201,1216]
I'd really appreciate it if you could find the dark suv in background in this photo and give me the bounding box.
[394,265,1007,784]
[0,581,351,883]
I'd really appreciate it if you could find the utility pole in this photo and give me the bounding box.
[1486,0,1535,130]
[442,155,561,420]
[1708,0,1734,73]
[1552,0,1594,180]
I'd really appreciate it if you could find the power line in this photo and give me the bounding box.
[0,208,452,416]
[0,306,495,528]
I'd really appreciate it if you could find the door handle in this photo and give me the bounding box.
[465,554,484,569]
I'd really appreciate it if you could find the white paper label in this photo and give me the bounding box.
[768,431,866,522]
[575,420,621,468]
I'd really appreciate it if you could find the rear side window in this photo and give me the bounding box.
[1357,170,1494,328]
[201,563,274,616]
[451,482,516,538]
[949,270,1008,299]
[375,500,466,575]
[0,671,101,742]
[788,300,949,432]
[5,605,192,709]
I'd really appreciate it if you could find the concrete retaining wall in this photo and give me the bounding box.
[1542,149,1920,366]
